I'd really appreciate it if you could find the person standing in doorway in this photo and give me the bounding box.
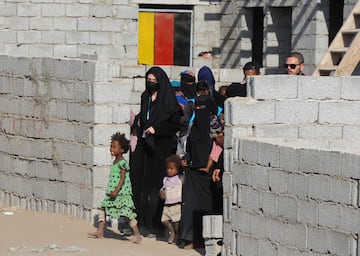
[284,51,306,75]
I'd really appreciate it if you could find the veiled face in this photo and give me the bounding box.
[147,73,157,83]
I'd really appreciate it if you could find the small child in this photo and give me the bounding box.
[88,132,142,243]
[159,154,183,244]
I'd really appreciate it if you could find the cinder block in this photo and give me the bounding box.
[299,148,319,173]
[286,222,307,250]
[275,100,318,124]
[298,76,341,100]
[66,4,89,17]
[227,97,275,125]
[66,31,90,45]
[299,124,343,139]
[248,165,268,191]
[287,171,308,199]
[341,76,360,100]
[249,75,298,99]
[258,142,280,168]
[319,101,360,125]
[203,215,223,238]
[318,201,339,229]
[42,3,65,16]
[17,3,41,16]
[277,194,297,221]
[268,169,288,194]
[341,153,360,179]
[279,145,299,171]
[308,174,330,201]
[240,139,259,164]
[319,150,342,176]
[78,17,101,31]
[90,32,112,45]
[260,191,277,217]
[328,177,355,205]
[204,239,222,256]
[254,124,299,139]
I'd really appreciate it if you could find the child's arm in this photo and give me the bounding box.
[108,168,126,199]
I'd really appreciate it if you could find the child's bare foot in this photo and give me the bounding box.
[168,231,175,244]
[184,243,194,250]
[130,234,142,244]
[87,230,103,238]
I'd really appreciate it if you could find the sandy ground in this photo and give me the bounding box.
[0,204,204,256]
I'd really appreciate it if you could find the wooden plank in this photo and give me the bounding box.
[335,31,360,75]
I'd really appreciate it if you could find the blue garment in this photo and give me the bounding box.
[198,66,215,92]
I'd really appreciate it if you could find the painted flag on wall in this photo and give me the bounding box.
[138,11,191,66]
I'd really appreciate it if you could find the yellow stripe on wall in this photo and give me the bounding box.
[138,12,155,65]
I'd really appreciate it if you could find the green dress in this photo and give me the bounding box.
[100,159,137,220]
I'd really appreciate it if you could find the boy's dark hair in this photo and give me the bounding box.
[166,154,182,173]
[111,132,130,153]
[243,61,261,73]
[196,80,209,92]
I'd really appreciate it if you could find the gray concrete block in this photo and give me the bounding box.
[254,124,299,139]
[240,139,259,164]
[339,206,360,234]
[231,208,251,234]
[299,124,343,139]
[318,150,341,176]
[319,101,360,125]
[204,239,222,256]
[279,145,299,171]
[249,213,266,238]
[297,199,318,225]
[260,191,277,217]
[232,162,250,186]
[318,202,339,229]
[277,195,297,221]
[241,186,261,212]
[288,172,308,199]
[286,223,307,251]
[298,76,341,100]
[308,174,330,201]
[329,177,355,205]
[341,153,360,179]
[268,168,288,194]
[227,97,275,125]
[341,76,360,100]
[299,148,319,173]
[258,142,280,168]
[202,215,223,238]
[249,75,298,99]
[275,100,318,124]
[248,165,268,191]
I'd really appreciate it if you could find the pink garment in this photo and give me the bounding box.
[210,141,223,162]
[162,175,182,205]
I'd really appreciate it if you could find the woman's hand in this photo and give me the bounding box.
[145,126,155,135]
[212,169,221,182]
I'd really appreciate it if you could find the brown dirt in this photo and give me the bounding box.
[0,204,204,256]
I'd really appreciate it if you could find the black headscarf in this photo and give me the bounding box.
[140,66,179,130]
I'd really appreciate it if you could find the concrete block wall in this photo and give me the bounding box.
[0,1,222,73]
[222,75,360,255]
[219,1,356,74]
[0,56,138,220]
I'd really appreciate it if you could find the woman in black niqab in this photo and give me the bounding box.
[131,66,181,236]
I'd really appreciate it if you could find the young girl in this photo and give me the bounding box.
[88,132,142,243]
[159,154,183,244]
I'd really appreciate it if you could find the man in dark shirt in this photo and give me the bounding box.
[226,61,261,98]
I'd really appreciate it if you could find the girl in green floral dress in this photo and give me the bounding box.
[88,132,142,243]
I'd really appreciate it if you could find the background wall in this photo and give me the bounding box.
[222,75,360,255]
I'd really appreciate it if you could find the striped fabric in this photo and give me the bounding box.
[138,11,191,66]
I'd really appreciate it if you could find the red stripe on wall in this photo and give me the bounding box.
[154,13,174,65]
